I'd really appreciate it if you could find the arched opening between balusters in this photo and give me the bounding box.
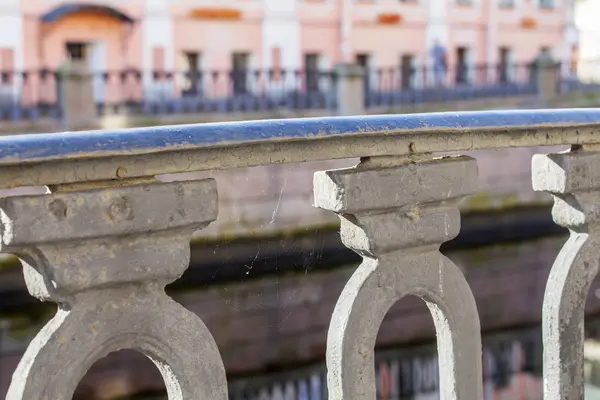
[376,295,437,398]
[74,349,165,400]
[6,300,228,400]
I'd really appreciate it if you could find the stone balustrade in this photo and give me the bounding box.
[0,109,599,399]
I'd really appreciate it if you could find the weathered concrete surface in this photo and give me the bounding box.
[314,157,482,399]
[0,100,595,400]
[0,111,595,189]
[0,181,227,400]
[533,150,600,399]
[0,143,569,399]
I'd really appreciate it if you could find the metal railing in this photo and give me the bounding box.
[0,68,339,119]
[0,109,599,399]
[364,63,540,107]
[0,60,596,122]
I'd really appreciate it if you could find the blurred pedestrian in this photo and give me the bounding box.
[431,39,447,87]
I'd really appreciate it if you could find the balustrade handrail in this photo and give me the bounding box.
[0,109,599,188]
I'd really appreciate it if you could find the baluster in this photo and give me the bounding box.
[532,149,600,399]
[313,156,483,399]
[0,180,227,399]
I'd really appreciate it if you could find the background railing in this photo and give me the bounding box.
[363,63,539,108]
[0,68,339,120]
[0,69,62,120]
[97,69,339,114]
[0,60,597,123]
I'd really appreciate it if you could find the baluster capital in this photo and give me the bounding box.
[0,181,217,302]
[1,180,228,400]
[533,151,600,231]
[314,156,478,256]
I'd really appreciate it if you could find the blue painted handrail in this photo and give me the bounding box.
[0,109,599,166]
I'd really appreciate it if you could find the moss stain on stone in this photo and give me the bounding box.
[462,192,549,213]
[0,254,21,271]
[463,192,495,211]
[191,221,342,248]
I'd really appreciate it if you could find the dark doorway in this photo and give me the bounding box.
[400,54,415,90]
[183,51,202,96]
[456,47,469,84]
[499,47,511,83]
[304,53,320,92]
[356,53,371,101]
[66,42,87,61]
[232,52,250,95]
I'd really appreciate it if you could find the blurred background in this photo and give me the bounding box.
[1,0,600,399]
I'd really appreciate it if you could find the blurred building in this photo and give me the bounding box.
[0,0,577,75]
[575,0,600,81]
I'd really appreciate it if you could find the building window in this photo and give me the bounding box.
[182,52,202,96]
[232,52,250,95]
[499,47,512,83]
[304,53,321,92]
[540,0,554,9]
[356,54,370,69]
[66,42,87,61]
[498,0,515,8]
[355,53,371,96]
[400,54,415,89]
[184,52,200,72]
[456,0,473,6]
[456,47,469,84]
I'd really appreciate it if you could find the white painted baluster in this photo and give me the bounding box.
[313,156,483,399]
[532,149,600,399]
[0,181,227,400]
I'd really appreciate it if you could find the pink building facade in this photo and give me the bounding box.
[0,0,578,106]
[2,0,577,72]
